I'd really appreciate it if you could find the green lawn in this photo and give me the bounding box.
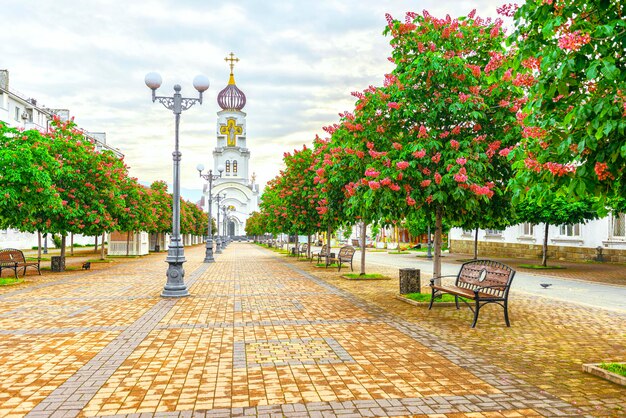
[0,277,23,286]
[404,292,469,303]
[342,273,390,280]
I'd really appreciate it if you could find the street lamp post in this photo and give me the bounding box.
[197,164,224,263]
[145,72,210,298]
[214,194,225,254]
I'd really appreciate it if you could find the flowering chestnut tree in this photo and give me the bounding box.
[349,10,525,279]
[0,123,62,233]
[509,0,626,202]
[280,145,322,256]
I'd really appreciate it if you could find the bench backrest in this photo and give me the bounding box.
[300,243,308,251]
[318,244,328,254]
[0,248,25,264]
[338,245,356,259]
[456,259,515,297]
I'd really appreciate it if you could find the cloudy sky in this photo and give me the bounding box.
[3,0,504,202]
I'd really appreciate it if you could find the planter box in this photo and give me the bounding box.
[582,363,626,386]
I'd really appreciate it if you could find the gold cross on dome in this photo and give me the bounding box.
[225,52,239,74]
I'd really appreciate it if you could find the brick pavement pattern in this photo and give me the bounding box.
[0,243,622,417]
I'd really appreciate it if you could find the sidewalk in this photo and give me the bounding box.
[443,252,626,286]
[0,243,623,417]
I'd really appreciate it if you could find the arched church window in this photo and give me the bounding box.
[233,160,238,174]
[225,160,231,173]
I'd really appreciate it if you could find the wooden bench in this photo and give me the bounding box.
[297,243,309,259]
[311,244,329,264]
[0,248,41,279]
[429,259,516,328]
[327,245,356,272]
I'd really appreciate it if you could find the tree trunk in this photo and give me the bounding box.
[542,223,549,267]
[433,206,443,284]
[360,221,366,275]
[307,235,311,259]
[294,234,298,256]
[94,235,98,252]
[101,232,106,260]
[37,231,42,260]
[473,227,479,260]
[70,233,74,256]
[60,235,67,258]
[126,231,131,257]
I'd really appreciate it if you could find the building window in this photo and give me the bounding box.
[520,223,534,236]
[14,106,20,121]
[233,160,238,174]
[612,213,625,239]
[461,229,473,237]
[485,229,503,236]
[225,160,230,173]
[559,223,581,237]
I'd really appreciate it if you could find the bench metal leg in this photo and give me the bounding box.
[428,287,436,310]
[471,299,481,328]
[504,300,511,327]
[454,295,460,310]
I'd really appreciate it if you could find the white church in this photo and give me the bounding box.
[201,54,260,238]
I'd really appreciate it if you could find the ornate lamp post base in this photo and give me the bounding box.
[162,257,189,297]
[204,239,215,263]
[216,237,223,254]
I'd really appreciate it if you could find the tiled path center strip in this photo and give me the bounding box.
[25,264,209,418]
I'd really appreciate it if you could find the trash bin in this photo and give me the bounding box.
[51,256,65,272]
[155,244,160,252]
[399,268,420,294]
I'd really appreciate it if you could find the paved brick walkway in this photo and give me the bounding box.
[0,243,623,417]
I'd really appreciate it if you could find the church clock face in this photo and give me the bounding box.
[219,118,243,147]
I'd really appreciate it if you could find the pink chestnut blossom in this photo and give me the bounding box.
[368,181,381,190]
[396,161,410,170]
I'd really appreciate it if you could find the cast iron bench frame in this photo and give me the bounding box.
[297,243,309,259]
[311,244,329,264]
[0,248,41,279]
[429,259,515,328]
[327,245,356,272]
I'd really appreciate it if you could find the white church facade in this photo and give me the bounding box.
[202,54,259,238]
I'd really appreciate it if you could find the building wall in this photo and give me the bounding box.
[0,229,102,250]
[449,214,626,263]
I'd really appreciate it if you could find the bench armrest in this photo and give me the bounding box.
[429,275,457,285]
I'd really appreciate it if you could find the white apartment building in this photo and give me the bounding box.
[0,69,122,249]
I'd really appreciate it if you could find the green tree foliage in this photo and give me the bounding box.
[510,0,626,203]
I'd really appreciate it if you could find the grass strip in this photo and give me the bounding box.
[404,292,470,303]
[600,363,626,377]
[519,264,566,269]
